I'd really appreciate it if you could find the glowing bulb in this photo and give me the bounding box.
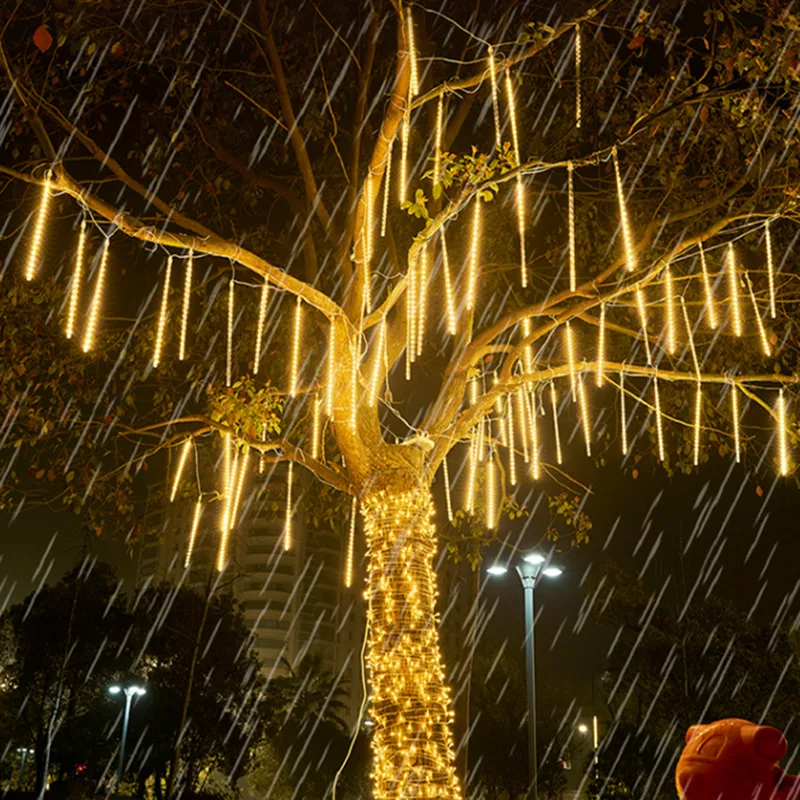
[253,277,269,374]
[229,446,249,530]
[727,243,742,337]
[766,221,776,319]
[289,296,302,397]
[568,162,576,292]
[368,318,387,407]
[327,320,336,417]
[170,437,192,502]
[680,296,701,381]
[731,383,740,464]
[528,389,540,479]
[698,242,718,329]
[284,460,294,550]
[417,246,428,356]
[745,272,770,357]
[693,384,702,467]
[407,10,418,96]
[665,266,676,354]
[467,196,481,311]
[777,389,789,476]
[577,376,592,457]
[82,238,110,354]
[596,303,606,387]
[226,278,234,386]
[575,24,582,128]
[363,175,373,313]
[516,387,529,464]
[345,495,357,587]
[612,148,636,273]
[565,322,577,399]
[184,500,202,568]
[485,456,496,529]
[312,393,321,459]
[434,93,443,189]
[382,137,392,238]
[635,286,652,365]
[442,455,453,522]
[469,375,478,406]
[488,47,501,150]
[153,255,172,368]
[400,107,410,206]
[620,371,628,456]
[507,394,517,484]
[654,378,665,463]
[25,172,51,282]
[549,382,563,465]
[179,250,193,360]
[441,230,457,335]
[66,220,85,340]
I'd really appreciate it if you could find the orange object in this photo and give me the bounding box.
[676,718,800,800]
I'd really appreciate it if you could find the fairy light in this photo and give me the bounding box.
[516,387,530,463]
[254,277,269,374]
[731,383,740,464]
[408,254,418,367]
[220,431,231,533]
[565,322,577,398]
[382,137,392,238]
[477,417,486,462]
[153,256,172,368]
[549,382,563,464]
[218,447,237,570]
[766,221,776,319]
[528,389,541,479]
[407,9,418,97]
[179,250,193,360]
[25,172,51,282]
[698,242,718,329]
[596,303,606,387]
[441,230,457,335]
[485,456,495,529]
[568,162,576,292]
[745,272,771,357]
[289,296,302,397]
[693,383,702,467]
[727,243,742,337]
[82,238,110,354]
[635,286,652,365]
[184,501,203,568]
[400,107,410,206]
[488,47,501,150]
[312,393,321,459]
[507,394,517,484]
[467,196,481,311]
[466,429,477,513]
[612,147,636,273]
[434,92,443,189]
[259,422,266,475]
[469,375,478,406]
[226,278,234,386]
[505,70,527,288]
[170,438,192,502]
[680,296,701,381]
[229,447,249,530]
[350,335,359,433]
[443,456,454,522]
[284,460,294,550]
[577,375,592,457]
[620,371,628,456]
[345,496,357,587]
[521,317,533,375]
[363,175,373,313]
[368,318,387,407]
[66,220,85,340]
[575,24,582,128]
[505,71,520,163]
[417,245,428,356]
[777,389,789,476]
[654,378,665,463]
[361,490,461,800]
[665,266,677,354]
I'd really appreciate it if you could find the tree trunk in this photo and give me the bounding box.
[361,488,460,800]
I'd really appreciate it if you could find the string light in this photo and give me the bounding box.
[577,375,592,457]
[65,220,85,340]
[289,296,302,397]
[766,220,776,319]
[698,242,718,329]
[680,296,701,381]
[665,266,676,354]
[254,277,269,374]
[327,320,336,417]
[635,287,652,365]
[350,334,359,433]
[364,175,373,313]
[417,245,428,356]
[184,501,203,568]
[218,447,237,570]
[466,429,477,513]
[407,9,418,96]
[220,431,231,533]
[25,172,51,282]
[485,455,495,529]
[312,393,321,459]
[443,456,453,522]
[507,394,517,484]
[575,24,582,128]
[654,377,665,463]
[777,389,789,476]
[361,490,461,800]
[259,422,266,475]
[745,272,771,357]
[504,70,527,288]
[731,383,740,464]
[441,230,457,335]
[368,318,387,407]
[596,303,606,387]
[693,383,702,467]
[382,137,392,238]
[521,317,533,375]
[528,389,540,479]
[568,162,576,292]
[727,243,742,337]
[488,47,501,150]
[467,196,481,311]
[433,93,444,192]
[229,446,249,530]
[345,495,357,587]
[284,460,294,550]
[565,322,577,399]
[82,238,110,354]
[516,387,529,463]
[153,256,172,368]
[179,250,193,360]
[226,278,234,386]
[620,370,628,455]
[549,382,563,464]
[170,438,192,502]
[505,71,521,163]
[612,147,636,273]
[400,106,410,206]
[469,375,478,406]
[408,254,417,368]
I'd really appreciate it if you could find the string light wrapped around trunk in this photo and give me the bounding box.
[82,238,110,354]
[361,490,461,800]
[179,250,193,361]
[66,220,85,340]
[153,255,172,368]
[24,172,51,282]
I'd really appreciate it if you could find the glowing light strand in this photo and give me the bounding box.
[363,175,373,313]
[184,501,203,568]
[485,455,495,529]
[596,303,606,387]
[226,278,234,386]
[654,378,665,463]
[170,438,192,502]
[528,389,541,479]
[778,389,789,476]
[488,47,501,150]
[283,460,294,550]
[381,138,392,238]
[516,388,530,464]
[636,287,653,365]
[466,196,481,311]
[407,10,418,96]
[327,320,336,417]
[665,266,676,354]
[25,172,51,282]
[504,71,527,288]
[550,382,563,465]
[441,231,457,335]
[179,250,193,360]
[218,447,237,570]
[568,162,576,292]
[229,447,249,530]
[368,318,387,407]
[153,256,172,368]
[66,220,85,340]
[745,272,771,357]
[507,394,517,484]
[575,24,582,128]
[565,322,577,399]
[442,456,453,522]
[312,393,321,459]
[698,242,718,329]
[417,246,428,356]
[345,496,357,587]
[727,243,742,337]
[220,432,231,532]
[577,375,592,457]
[289,296,302,397]
[612,147,636,273]
[350,334,359,433]
[766,220,776,319]
[434,93,443,190]
[466,429,477,513]
[254,277,269,374]
[82,239,110,354]
[680,296,701,381]
[400,106,410,206]
[620,371,628,456]
[731,384,741,464]
[693,383,702,467]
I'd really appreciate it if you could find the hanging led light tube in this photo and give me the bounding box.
[777,389,789,476]
[327,319,336,417]
[184,500,203,568]
[289,296,302,397]
[170,438,192,502]
[179,250,193,360]
[466,196,481,311]
[654,377,665,463]
[417,245,428,356]
[577,375,592,457]
[550,382,563,464]
[766,220,776,319]
[254,277,269,374]
[153,255,172,368]
[229,447,249,530]
[443,456,454,522]
[344,495,357,587]
[381,137,392,238]
[283,460,294,550]
[612,147,636,273]
[441,230,457,335]
[575,24,582,128]
[312,393,321,459]
[82,238,110,354]
[731,383,741,464]
[66,220,86,340]
[620,370,628,456]
[665,266,676,354]
[368,318,387,407]
[727,243,742,337]
[488,47,501,150]
[507,394,517,484]
[693,384,702,467]
[25,172,51,282]
[226,278,234,386]
[485,455,496,530]
[596,303,606,387]
[565,322,577,399]
[745,272,771,357]
[698,242,718,329]
[568,162,576,292]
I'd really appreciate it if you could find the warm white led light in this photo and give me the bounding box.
[284,460,294,550]
[620,370,628,456]
[745,272,771,357]
[226,278,234,386]
[654,377,665,463]
[254,277,269,374]
[766,220,776,319]
[612,148,636,273]
[698,242,718,329]
[568,162,576,292]
[82,238,110,354]
[179,250,193,361]
[577,376,592,457]
[66,220,85,341]
[565,322,577,399]
[368,318,387,407]
[485,456,495,529]
[407,10,418,96]
[185,500,202,568]
[25,173,51,282]
[441,230,457,335]
[665,266,676,354]
[170,438,192,502]
[417,246,428,356]
[777,389,789,476]
[731,383,740,464]
[575,24,582,128]
[693,384,702,467]
[442,455,453,522]
[727,243,742,337]
[289,296,302,397]
[312,393,321,459]
[467,196,481,311]
[488,47,501,150]
[345,495,357,587]
[153,256,172,368]
[550,382,563,465]
[596,303,606,387]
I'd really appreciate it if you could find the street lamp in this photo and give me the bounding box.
[16,747,33,790]
[487,552,563,800]
[108,683,146,791]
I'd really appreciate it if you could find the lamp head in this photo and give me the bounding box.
[523,552,546,565]
[131,686,146,696]
[542,566,563,578]
[108,685,122,695]
[578,723,589,734]
[486,564,508,576]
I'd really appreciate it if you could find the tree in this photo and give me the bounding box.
[1,1,800,797]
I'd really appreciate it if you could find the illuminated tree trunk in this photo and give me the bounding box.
[361,488,461,800]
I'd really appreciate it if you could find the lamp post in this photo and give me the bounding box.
[108,683,146,792]
[487,553,563,800]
